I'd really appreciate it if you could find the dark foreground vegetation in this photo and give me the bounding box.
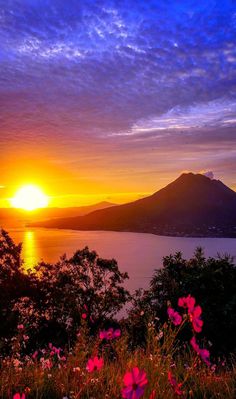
[0,229,236,398]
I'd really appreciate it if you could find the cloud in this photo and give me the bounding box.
[0,0,236,190]
[203,171,214,180]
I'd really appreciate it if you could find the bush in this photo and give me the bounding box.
[0,230,130,351]
[129,248,236,355]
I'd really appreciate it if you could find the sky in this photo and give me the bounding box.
[0,0,236,207]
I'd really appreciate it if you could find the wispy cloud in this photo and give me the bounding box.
[0,0,236,195]
[130,99,236,135]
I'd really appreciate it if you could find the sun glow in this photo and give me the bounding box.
[11,185,49,211]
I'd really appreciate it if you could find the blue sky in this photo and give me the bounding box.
[1,0,236,205]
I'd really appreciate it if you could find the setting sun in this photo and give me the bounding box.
[11,185,49,211]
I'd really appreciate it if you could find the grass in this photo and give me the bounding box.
[0,321,235,399]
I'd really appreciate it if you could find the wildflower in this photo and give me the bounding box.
[178,295,203,333]
[190,305,203,333]
[82,313,87,319]
[167,307,182,326]
[99,327,121,340]
[122,367,148,399]
[32,350,38,360]
[168,371,185,397]
[86,356,104,372]
[12,358,22,369]
[40,357,53,370]
[13,394,25,399]
[178,295,195,312]
[190,336,210,366]
[17,324,24,330]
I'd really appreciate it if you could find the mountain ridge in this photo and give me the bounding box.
[28,173,236,237]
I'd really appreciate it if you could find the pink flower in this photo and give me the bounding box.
[40,357,53,370]
[168,371,185,397]
[167,307,182,326]
[13,394,25,399]
[190,336,210,366]
[32,350,38,360]
[82,313,87,319]
[178,295,195,312]
[178,295,203,333]
[122,367,148,399]
[17,324,24,330]
[99,327,121,340]
[190,305,203,333]
[86,356,104,372]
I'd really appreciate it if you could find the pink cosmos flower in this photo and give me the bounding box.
[17,324,24,330]
[99,327,121,340]
[190,336,210,366]
[167,307,182,326]
[190,305,203,333]
[122,367,148,399]
[178,295,195,312]
[86,356,104,372]
[168,371,185,397]
[13,394,26,399]
[178,295,203,333]
[32,350,38,360]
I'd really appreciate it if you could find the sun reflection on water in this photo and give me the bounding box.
[22,230,38,270]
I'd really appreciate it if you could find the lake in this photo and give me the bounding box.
[8,228,236,293]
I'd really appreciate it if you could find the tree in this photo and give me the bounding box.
[129,248,236,355]
[15,245,130,346]
[0,229,33,349]
[0,230,130,350]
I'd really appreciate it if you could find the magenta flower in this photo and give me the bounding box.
[13,394,25,399]
[82,313,87,319]
[86,356,104,372]
[190,336,210,366]
[178,295,203,333]
[190,305,203,333]
[32,350,38,360]
[122,367,148,399]
[99,327,121,340]
[17,324,24,330]
[178,295,195,312]
[167,307,182,326]
[168,371,185,397]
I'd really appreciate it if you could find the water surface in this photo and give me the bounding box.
[8,228,236,293]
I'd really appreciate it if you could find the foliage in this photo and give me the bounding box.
[1,230,236,397]
[129,248,236,355]
[0,230,130,351]
[0,319,235,399]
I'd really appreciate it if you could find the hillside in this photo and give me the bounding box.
[0,201,115,228]
[29,173,236,237]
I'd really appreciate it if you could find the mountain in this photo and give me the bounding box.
[29,173,236,237]
[0,201,115,228]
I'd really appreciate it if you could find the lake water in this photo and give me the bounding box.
[8,228,236,293]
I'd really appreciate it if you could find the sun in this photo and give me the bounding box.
[11,185,49,211]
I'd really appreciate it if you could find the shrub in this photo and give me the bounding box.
[129,248,236,355]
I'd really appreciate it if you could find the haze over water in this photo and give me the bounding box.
[9,228,236,293]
